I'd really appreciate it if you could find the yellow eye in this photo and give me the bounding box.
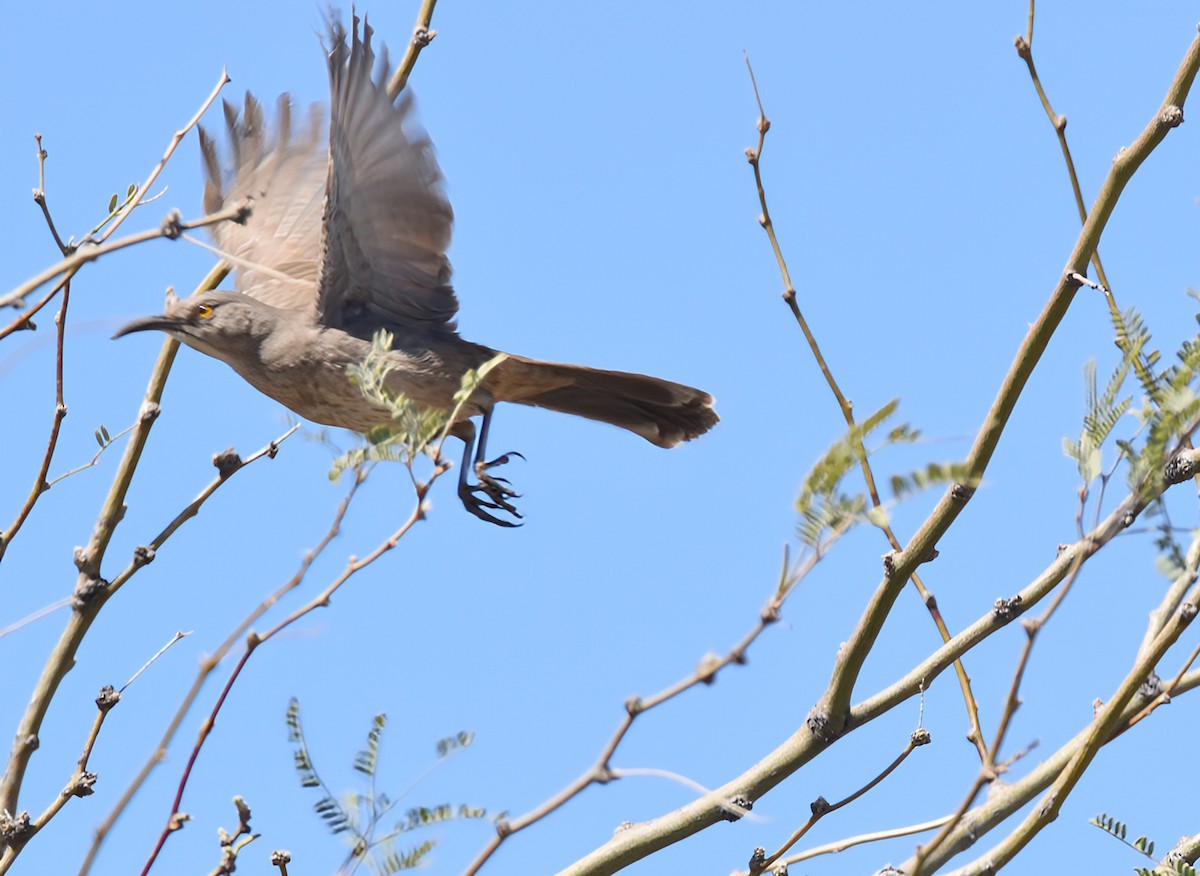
[195,303,215,320]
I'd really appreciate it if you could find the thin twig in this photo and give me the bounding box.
[0,200,250,326]
[461,528,849,876]
[121,632,191,693]
[43,423,137,489]
[0,280,70,561]
[743,54,989,763]
[0,67,229,319]
[1013,1,1162,402]
[139,463,450,875]
[751,731,929,874]
[79,475,364,876]
[0,260,227,822]
[912,536,1200,874]
[96,69,230,246]
[818,22,1199,737]
[31,134,68,255]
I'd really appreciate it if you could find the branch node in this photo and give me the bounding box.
[1065,270,1096,291]
[911,728,932,746]
[992,594,1023,620]
[72,575,108,607]
[804,707,840,742]
[1159,104,1184,128]
[213,448,243,478]
[1013,34,1030,58]
[133,545,156,568]
[721,795,753,822]
[68,771,98,798]
[950,481,976,504]
[167,812,191,832]
[95,684,120,712]
[0,809,32,848]
[160,209,184,240]
[1163,449,1199,485]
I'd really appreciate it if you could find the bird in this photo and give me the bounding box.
[115,15,717,526]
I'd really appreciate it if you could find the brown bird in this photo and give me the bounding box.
[115,16,717,526]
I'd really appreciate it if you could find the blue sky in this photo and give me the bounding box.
[3,3,1199,874]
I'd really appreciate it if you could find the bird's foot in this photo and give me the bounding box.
[458,452,525,527]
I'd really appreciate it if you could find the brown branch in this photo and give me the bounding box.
[1013,0,1160,403]
[139,461,449,875]
[1,257,226,822]
[0,280,70,562]
[743,55,989,764]
[31,134,68,256]
[77,477,361,876]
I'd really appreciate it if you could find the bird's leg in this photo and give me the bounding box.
[454,410,524,526]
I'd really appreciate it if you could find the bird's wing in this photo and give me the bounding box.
[316,17,458,334]
[200,94,327,317]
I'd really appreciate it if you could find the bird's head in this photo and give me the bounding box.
[114,290,288,366]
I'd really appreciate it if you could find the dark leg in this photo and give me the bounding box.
[454,410,523,527]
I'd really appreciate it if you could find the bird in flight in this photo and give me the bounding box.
[117,15,717,526]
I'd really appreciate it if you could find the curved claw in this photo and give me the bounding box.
[458,451,524,526]
[458,479,522,527]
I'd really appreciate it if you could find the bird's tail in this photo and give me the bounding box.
[486,354,718,448]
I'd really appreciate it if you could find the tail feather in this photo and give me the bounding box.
[489,355,717,448]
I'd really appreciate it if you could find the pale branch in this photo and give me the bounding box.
[0,66,230,319]
[0,630,186,871]
[0,262,229,822]
[386,0,439,101]
[819,23,1200,733]
[139,461,450,875]
[95,69,231,246]
[1014,0,1160,406]
[553,463,1172,875]
[758,815,954,872]
[0,685,116,873]
[744,53,988,764]
[461,530,849,876]
[909,533,1091,873]
[750,730,930,874]
[930,605,1200,870]
[78,477,363,876]
[901,531,1200,874]
[43,422,137,490]
[0,200,250,325]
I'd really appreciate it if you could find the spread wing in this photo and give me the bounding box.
[317,17,458,335]
[200,94,327,317]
